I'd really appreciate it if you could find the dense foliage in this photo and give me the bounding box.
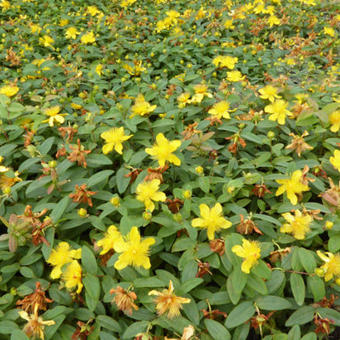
[0,0,339,339]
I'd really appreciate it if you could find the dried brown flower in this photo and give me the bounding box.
[237,214,262,235]
[69,184,96,207]
[252,184,272,198]
[209,239,225,256]
[125,168,142,184]
[16,282,53,313]
[286,131,313,157]
[67,139,91,168]
[314,314,335,335]
[166,198,184,214]
[196,260,212,278]
[110,286,138,315]
[145,165,169,183]
[202,308,227,319]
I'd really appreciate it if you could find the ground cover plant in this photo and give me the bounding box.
[0,0,339,339]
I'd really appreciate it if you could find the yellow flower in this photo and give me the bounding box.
[97,225,123,255]
[47,242,81,279]
[299,0,316,5]
[81,31,95,44]
[95,64,103,76]
[114,227,155,270]
[71,103,82,110]
[100,127,132,155]
[268,15,280,27]
[329,110,340,132]
[192,203,232,240]
[0,85,19,97]
[330,150,340,172]
[264,100,292,125]
[130,94,156,118]
[189,84,213,104]
[120,0,136,8]
[212,55,238,69]
[177,92,191,108]
[59,19,69,27]
[18,305,55,340]
[0,170,21,192]
[324,27,335,37]
[65,27,79,39]
[87,5,100,16]
[275,170,310,205]
[62,260,83,294]
[0,0,11,10]
[317,251,340,283]
[224,19,235,29]
[136,179,166,212]
[232,239,261,274]
[208,101,232,119]
[145,133,181,167]
[123,60,145,76]
[259,85,281,103]
[149,280,190,319]
[280,210,313,240]
[227,70,245,82]
[43,106,67,127]
[39,35,54,48]
[30,23,41,34]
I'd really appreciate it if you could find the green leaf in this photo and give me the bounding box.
[307,276,325,302]
[38,137,55,154]
[204,319,231,340]
[227,267,248,305]
[287,325,301,340]
[50,196,70,223]
[83,274,100,312]
[246,274,268,295]
[45,315,65,340]
[183,299,200,325]
[285,306,314,326]
[290,273,305,306]
[328,234,340,252]
[97,315,121,332]
[198,176,210,193]
[121,321,149,339]
[225,301,255,329]
[133,276,165,288]
[298,248,316,273]
[252,260,272,279]
[88,170,114,187]
[10,330,29,340]
[301,333,317,340]
[86,154,112,167]
[116,167,130,194]
[82,245,98,275]
[232,323,250,340]
[273,335,288,340]
[181,278,203,293]
[256,296,292,311]
[0,321,19,334]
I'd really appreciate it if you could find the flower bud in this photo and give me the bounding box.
[183,190,192,199]
[267,131,275,139]
[110,196,120,207]
[78,208,87,217]
[173,213,182,223]
[195,166,203,174]
[48,160,57,168]
[325,221,333,230]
